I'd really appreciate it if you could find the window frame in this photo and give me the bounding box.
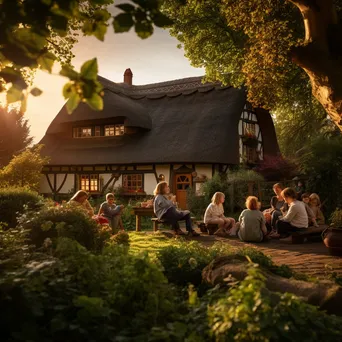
[80,174,100,192]
[122,174,144,192]
[73,127,93,138]
[104,124,125,137]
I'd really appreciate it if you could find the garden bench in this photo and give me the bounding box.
[196,221,219,235]
[291,225,328,244]
[151,217,196,232]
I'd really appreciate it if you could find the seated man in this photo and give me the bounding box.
[98,193,124,233]
[273,188,308,239]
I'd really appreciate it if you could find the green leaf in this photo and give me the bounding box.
[38,52,56,73]
[152,12,173,28]
[30,87,43,96]
[0,67,28,89]
[6,86,23,103]
[94,23,108,41]
[86,93,103,111]
[62,82,75,99]
[93,9,111,22]
[80,58,98,81]
[135,21,154,39]
[66,93,81,114]
[60,65,79,81]
[116,4,136,13]
[20,96,27,113]
[113,13,135,33]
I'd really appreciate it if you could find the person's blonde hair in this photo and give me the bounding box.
[211,192,225,205]
[153,181,168,196]
[70,190,88,202]
[246,196,258,210]
[309,193,321,206]
[106,193,115,200]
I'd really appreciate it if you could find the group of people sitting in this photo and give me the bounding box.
[68,190,125,232]
[204,182,325,242]
[67,181,324,242]
[152,180,325,242]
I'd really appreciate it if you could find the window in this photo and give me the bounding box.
[73,127,92,138]
[80,174,99,192]
[95,126,101,137]
[105,124,124,136]
[122,174,143,192]
[244,123,256,136]
[243,146,258,164]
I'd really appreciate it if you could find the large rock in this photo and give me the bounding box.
[202,255,342,316]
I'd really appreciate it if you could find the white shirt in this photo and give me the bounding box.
[204,203,224,224]
[280,200,308,228]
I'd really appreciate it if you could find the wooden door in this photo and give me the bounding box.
[175,174,192,209]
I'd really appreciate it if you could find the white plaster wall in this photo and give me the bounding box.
[195,165,213,179]
[39,175,51,194]
[100,174,122,189]
[56,174,74,194]
[144,173,157,195]
[155,165,170,183]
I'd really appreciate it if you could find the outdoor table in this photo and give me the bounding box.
[132,207,156,231]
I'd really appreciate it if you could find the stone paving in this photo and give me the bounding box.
[188,230,342,279]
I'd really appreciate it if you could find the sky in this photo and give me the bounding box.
[22,4,203,143]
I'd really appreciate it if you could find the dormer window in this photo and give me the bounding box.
[73,124,125,138]
[105,124,124,136]
[73,127,92,138]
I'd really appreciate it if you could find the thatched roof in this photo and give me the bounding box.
[40,75,279,165]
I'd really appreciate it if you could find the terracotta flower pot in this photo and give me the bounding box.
[322,227,342,256]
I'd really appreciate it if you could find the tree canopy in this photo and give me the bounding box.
[160,0,342,132]
[0,107,33,167]
[1,0,342,133]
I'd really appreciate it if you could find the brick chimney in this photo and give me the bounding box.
[123,68,133,85]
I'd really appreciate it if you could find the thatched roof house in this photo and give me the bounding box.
[40,70,279,208]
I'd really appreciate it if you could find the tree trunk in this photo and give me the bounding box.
[288,0,342,131]
[203,255,342,316]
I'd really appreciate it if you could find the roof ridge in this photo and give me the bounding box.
[97,74,222,97]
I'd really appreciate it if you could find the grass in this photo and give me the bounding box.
[128,231,176,256]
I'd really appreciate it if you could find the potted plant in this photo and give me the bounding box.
[241,131,258,148]
[322,208,342,256]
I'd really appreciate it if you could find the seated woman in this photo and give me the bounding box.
[273,188,308,239]
[98,193,124,233]
[68,190,94,218]
[309,193,325,225]
[263,183,288,233]
[204,192,236,237]
[237,196,267,242]
[153,181,199,236]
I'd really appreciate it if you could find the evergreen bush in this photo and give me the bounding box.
[18,204,106,251]
[0,187,43,228]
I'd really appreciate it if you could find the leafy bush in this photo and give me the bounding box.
[209,264,342,341]
[0,187,43,228]
[18,205,106,251]
[157,240,226,286]
[0,238,177,342]
[298,136,342,217]
[187,170,265,217]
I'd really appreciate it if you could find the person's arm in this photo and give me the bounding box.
[238,210,244,223]
[270,196,277,210]
[98,204,104,216]
[155,195,174,210]
[280,205,296,223]
[260,215,267,235]
[102,203,122,218]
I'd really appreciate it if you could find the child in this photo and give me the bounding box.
[153,181,199,236]
[204,192,236,237]
[301,193,319,227]
[309,193,325,225]
[237,196,267,242]
[98,193,124,233]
